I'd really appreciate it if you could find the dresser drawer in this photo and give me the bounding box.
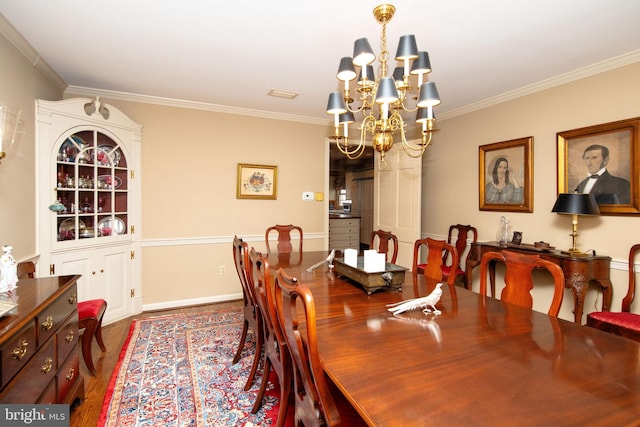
[0,337,56,404]
[57,311,79,366]
[0,321,36,388]
[57,345,80,403]
[37,284,78,346]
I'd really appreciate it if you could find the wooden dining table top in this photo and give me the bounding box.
[266,251,640,427]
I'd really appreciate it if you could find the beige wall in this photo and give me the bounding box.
[423,61,640,320]
[0,30,62,262]
[3,24,639,318]
[94,99,329,308]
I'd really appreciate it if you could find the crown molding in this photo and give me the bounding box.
[0,13,67,91]
[439,50,640,121]
[65,85,328,126]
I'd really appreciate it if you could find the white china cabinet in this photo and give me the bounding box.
[36,98,142,324]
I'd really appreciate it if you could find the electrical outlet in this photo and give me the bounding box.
[219,265,226,275]
[302,191,314,201]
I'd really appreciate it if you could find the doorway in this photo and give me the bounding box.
[329,144,374,250]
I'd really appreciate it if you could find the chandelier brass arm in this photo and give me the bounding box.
[325,4,441,165]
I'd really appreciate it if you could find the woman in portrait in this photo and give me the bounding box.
[485,157,523,204]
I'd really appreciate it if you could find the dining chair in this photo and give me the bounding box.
[370,229,398,263]
[232,236,263,390]
[274,268,367,427]
[479,250,565,317]
[265,224,303,254]
[443,224,477,288]
[247,248,291,425]
[586,243,640,342]
[412,238,459,287]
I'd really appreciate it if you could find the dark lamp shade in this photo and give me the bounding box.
[338,110,355,124]
[375,77,400,104]
[552,193,600,215]
[337,57,356,82]
[416,106,435,123]
[326,92,347,115]
[395,34,419,60]
[353,37,375,66]
[417,82,441,107]
[357,65,375,85]
[410,51,432,75]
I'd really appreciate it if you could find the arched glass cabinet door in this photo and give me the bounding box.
[54,129,129,242]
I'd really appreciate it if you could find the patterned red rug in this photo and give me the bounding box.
[98,308,283,426]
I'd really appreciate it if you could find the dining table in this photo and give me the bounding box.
[266,251,640,427]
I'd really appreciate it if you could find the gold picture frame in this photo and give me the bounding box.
[557,117,640,215]
[236,163,278,200]
[479,137,533,212]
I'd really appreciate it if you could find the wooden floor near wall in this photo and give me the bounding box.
[69,300,242,427]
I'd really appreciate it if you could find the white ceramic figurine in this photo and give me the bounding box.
[386,282,444,316]
[0,245,18,293]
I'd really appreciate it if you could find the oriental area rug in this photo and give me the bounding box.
[98,308,282,426]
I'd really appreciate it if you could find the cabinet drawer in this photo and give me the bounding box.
[57,311,79,366]
[0,338,56,404]
[330,219,360,227]
[0,321,36,388]
[37,284,77,346]
[57,346,80,403]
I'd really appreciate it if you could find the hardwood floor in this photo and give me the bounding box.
[69,300,242,427]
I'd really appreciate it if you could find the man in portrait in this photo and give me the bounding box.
[575,144,630,204]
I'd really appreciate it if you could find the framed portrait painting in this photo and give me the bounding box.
[557,117,640,215]
[479,137,533,212]
[236,163,278,200]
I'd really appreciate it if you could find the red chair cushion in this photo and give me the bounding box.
[588,311,640,331]
[441,265,464,276]
[78,299,106,319]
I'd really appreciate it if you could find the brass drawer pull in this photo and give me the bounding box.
[68,293,77,305]
[41,315,54,331]
[41,357,53,374]
[65,368,75,382]
[11,340,29,360]
[65,330,75,343]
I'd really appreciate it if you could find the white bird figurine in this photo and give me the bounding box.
[307,249,336,272]
[386,283,444,316]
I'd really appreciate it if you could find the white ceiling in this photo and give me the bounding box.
[2,0,640,124]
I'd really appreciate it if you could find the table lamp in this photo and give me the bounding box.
[551,193,600,256]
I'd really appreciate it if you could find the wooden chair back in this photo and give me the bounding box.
[479,250,565,317]
[248,248,291,420]
[412,238,459,286]
[265,224,303,254]
[274,268,341,427]
[370,229,398,263]
[231,236,263,388]
[621,243,640,312]
[444,224,478,289]
[17,261,36,279]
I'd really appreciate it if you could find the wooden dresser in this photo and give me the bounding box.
[0,275,84,405]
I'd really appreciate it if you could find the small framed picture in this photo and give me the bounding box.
[236,163,278,200]
[479,137,533,212]
[557,117,640,215]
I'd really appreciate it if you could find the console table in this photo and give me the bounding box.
[465,241,612,324]
[0,275,84,405]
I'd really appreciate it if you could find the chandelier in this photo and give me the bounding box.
[325,4,441,164]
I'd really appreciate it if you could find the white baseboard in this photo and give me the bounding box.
[142,293,243,312]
